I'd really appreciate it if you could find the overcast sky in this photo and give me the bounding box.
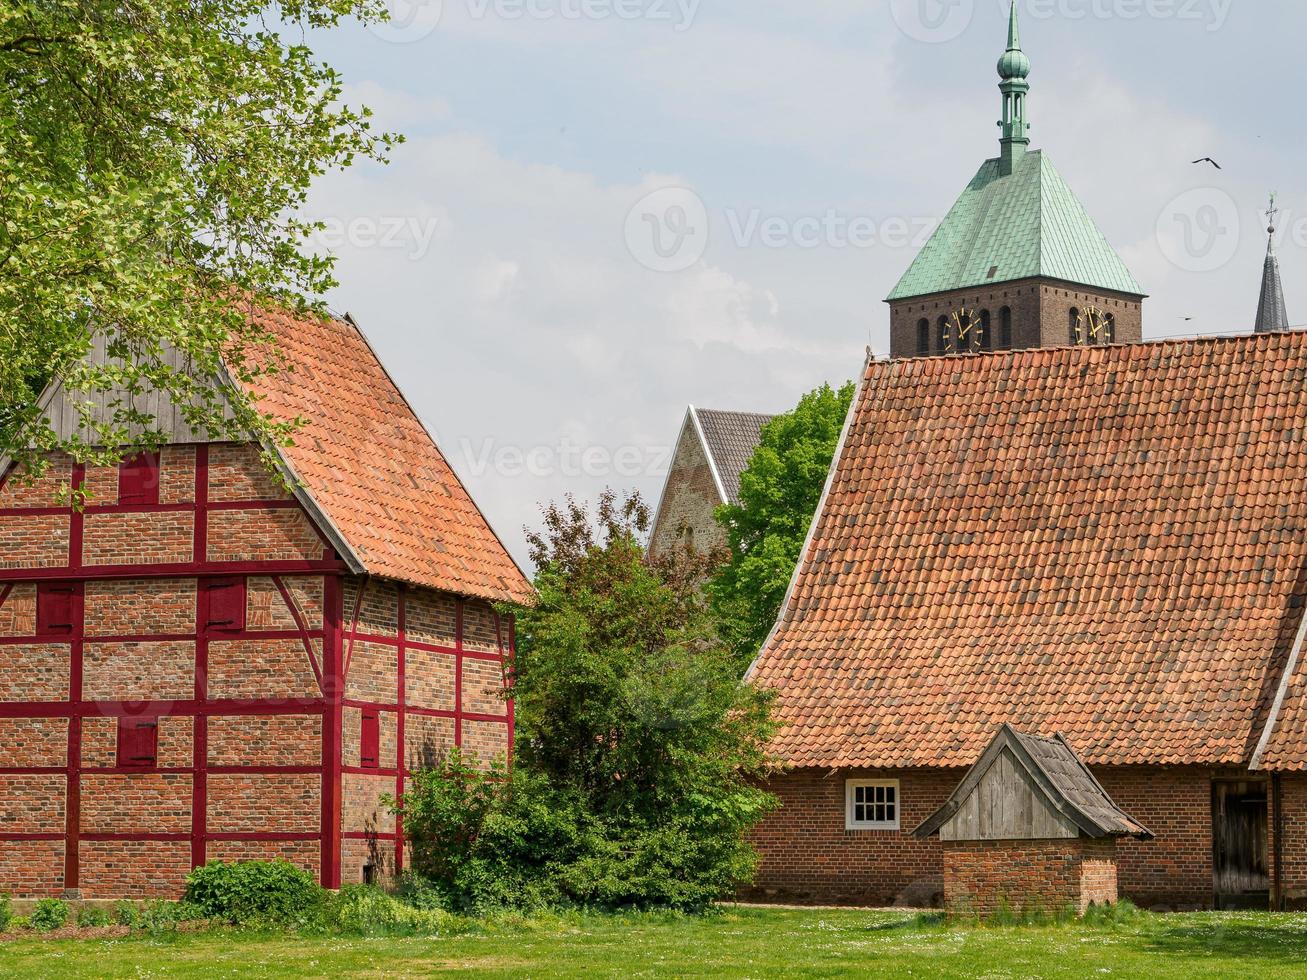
[301,0,1306,569]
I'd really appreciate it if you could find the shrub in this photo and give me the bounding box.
[321,885,463,936]
[75,906,112,928]
[113,901,140,928]
[183,860,323,925]
[31,898,69,931]
[0,892,10,932]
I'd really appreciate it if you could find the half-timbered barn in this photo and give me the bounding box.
[0,307,532,899]
[746,333,1307,911]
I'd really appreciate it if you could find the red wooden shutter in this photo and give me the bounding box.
[35,583,77,636]
[360,711,380,769]
[117,718,159,768]
[118,452,161,506]
[203,577,246,633]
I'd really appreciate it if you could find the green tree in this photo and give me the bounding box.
[709,381,856,667]
[1,0,397,483]
[398,492,777,913]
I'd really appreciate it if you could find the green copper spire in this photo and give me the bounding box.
[997,1,1030,176]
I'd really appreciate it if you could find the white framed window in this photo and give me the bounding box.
[846,779,900,831]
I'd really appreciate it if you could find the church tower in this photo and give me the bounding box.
[887,2,1147,359]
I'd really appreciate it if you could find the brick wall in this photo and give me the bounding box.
[0,445,340,899]
[649,415,725,560]
[744,768,955,907]
[888,278,1144,359]
[0,444,511,899]
[942,837,1118,916]
[749,766,1286,910]
[337,578,512,885]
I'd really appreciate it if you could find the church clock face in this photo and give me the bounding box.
[1075,306,1114,346]
[949,307,978,352]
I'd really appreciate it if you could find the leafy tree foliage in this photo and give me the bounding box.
[0,0,396,482]
[398,492,777,913]
[709,381,857,667]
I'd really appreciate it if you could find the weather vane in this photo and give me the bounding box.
[1267,192,1280,235]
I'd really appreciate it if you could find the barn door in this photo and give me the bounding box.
[1212,781,1269,910]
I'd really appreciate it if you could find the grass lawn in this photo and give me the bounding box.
[4,906,1307,978]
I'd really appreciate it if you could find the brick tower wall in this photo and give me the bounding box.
[0,444,342,899]
[888,279,1143,359]
[337,578,512,887]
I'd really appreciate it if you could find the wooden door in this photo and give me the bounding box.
[1212,781,1269,910]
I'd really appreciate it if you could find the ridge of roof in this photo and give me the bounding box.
[691,407,776,508]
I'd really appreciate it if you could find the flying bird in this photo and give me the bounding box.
[1192,157,1222,169]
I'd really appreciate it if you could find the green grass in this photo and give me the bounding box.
[4,906,1307,977]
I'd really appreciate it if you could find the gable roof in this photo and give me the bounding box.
[239,306,533,605]
[886,151,1144,301]
[4,305,533,606]
[748,334,1307,771]
[914,726,1152,840]
[694,408,774,507]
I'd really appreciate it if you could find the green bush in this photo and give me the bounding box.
[113,901,140,928]
[31,898,69,931]
[321,884,463,936]
[183,860,323,925]
[75,906,112,928]
[0,892,11,931]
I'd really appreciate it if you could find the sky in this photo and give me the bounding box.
[299,0,1307,570]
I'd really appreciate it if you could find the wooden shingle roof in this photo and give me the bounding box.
[914,725,1152,840]
[748,334,1307,771]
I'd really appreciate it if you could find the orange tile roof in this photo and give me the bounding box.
[748,334,1307,772]
[239,305,533,606]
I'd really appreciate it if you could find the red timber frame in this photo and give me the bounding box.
[0,445,349,895]
[338,584,514,878]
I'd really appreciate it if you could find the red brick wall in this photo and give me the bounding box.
[744,768,955,906]
[943,838,1118,916]
[750,766,1293,910]
[0,445,511,899]
[648,416,725,560]
[0,445,341,899]
[337,578,512,885]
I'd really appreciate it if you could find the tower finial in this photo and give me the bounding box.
[997,1,1031,176]
[1255,192,1290,334]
